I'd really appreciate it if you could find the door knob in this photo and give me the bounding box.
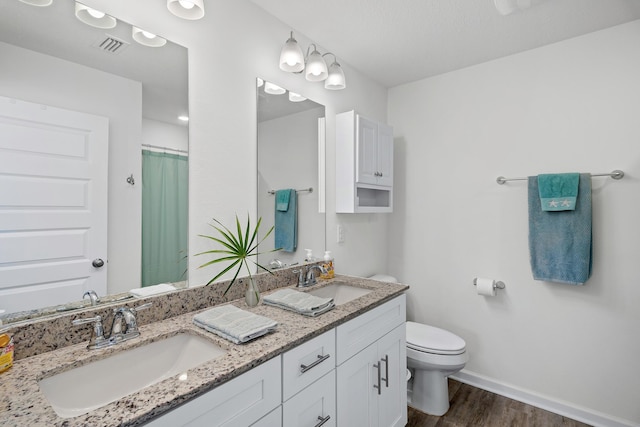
[92,258,105,268]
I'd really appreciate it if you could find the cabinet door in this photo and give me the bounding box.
[336,343,378,427]
[356,115,378,185]
[376,122,394,187]
[376,324,407,427]
[283,371,336,427]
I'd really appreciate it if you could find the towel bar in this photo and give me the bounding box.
[268,187,313,195]
[496,170,624,185]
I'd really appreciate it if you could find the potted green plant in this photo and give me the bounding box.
[196,214,276,306]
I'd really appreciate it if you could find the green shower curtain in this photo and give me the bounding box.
[141,150,188,287]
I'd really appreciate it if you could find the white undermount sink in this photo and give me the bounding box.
[307,282,372,305]
[38,332,227,419]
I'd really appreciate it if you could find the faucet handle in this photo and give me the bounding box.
[72,315,102,326]
[72,315,108,349]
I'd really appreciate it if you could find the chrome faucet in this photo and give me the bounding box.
[293,265,327,287]
[83,290,100,307]
[72,302,152,350]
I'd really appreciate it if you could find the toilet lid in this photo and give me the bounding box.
[406,321,466,355]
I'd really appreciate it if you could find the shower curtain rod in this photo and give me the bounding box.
[496,170,624,185]
[142,143,188,154]
[267,187,313,195]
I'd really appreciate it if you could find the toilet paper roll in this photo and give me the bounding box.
[476,277,496,296]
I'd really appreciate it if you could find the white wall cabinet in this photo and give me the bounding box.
[336,296,407,427]
[336,110,394,213]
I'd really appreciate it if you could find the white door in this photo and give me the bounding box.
[0,96,108,313]
[377,325,407,427]
[336,343,378,427]
[356,115,378,185]
[376,122,394,187]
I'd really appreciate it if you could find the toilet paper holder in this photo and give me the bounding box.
[473,278,506,290]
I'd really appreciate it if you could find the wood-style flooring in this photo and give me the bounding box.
[406,379,593,427]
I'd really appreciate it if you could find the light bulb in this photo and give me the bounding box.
[86,8,105,19]
[179,0,195,9]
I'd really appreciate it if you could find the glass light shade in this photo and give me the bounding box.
[325,61,346,90]
[19,0,53,6]
[288,92,307,102]
[257,77,264,88]
[305,49,328,82]
[279,34,305,73]
[75,2,116,29]
[264,82,286,95]
[132,27,167,48]
[167,0,205,20]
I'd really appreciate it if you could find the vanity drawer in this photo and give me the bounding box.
[283,370,336,427]
[336,294,406,364]
[282,329,335,401]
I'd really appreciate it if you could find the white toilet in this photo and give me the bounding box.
[369,274,468,416]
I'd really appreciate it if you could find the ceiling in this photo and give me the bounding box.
[251,0,640,88]
[0,0,188,126]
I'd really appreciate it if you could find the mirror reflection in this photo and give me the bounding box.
[256,79,326,268]
[0,1,188,322]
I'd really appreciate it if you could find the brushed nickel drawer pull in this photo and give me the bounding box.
[300,354,330,373]
[314,414,331,427]
[381,355,389,388]
[373,361,382,395]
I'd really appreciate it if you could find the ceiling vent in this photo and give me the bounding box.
[92,35,130,54]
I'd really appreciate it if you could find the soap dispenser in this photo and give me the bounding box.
[321,251,334,279]
[304,249,316,263]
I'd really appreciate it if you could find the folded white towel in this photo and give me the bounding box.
[193,305,278,344]
[130,283,176,298]
[263,288,335,317]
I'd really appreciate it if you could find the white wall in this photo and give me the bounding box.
[85,0,389,287]
[0,41,142,295]
[142,118,189,153]
[257,107,325,266]
[388,21,640,425]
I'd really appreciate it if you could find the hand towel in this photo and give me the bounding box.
[275,189,290,212]
[275,189,297,252]
[538,173,580,211]
[130,283,176,298]
[193,304,277,344]
[263,288,335,317]
[528,173,592,285]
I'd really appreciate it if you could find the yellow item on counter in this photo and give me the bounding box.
[320,250,335,279]
[0,333,14,373]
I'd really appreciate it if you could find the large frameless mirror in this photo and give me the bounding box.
[256,79,326,269]
[0,1,188,323]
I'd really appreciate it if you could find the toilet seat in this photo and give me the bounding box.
[406,321,466,355]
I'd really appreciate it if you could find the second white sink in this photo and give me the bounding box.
[307,282,372,305]
[38,332,227,419]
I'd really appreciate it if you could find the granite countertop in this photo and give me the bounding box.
[0,275,408,427]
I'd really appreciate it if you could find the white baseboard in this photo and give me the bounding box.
[450,370,639,427]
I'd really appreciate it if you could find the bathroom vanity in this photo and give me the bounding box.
[0,275,408,427]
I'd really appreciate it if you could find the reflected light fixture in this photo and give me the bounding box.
[178,115,189,122]
[167,0,205,20]
[257,77,264,88]
[75,2,116,29]
[264,82,286,95]
[18,0,53,6]
[278,31,346,90]
[132,27,167,47]
[288,92,307,102]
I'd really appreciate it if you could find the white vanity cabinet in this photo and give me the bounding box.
[145,356,281,427]
[335,295,407,427]
[336,110,394,213]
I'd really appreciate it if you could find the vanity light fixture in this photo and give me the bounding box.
[178,115,189,122]
[75,2,116,29]
[132,27,167,47]
[18,0,53,6]
[264,82,286,95]
[257,77,265,88]
[278,31,346,90]
[288,92,307,102]
[167,0,205,20]
[324,54,346,90]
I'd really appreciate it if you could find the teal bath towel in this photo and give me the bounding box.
[528,174,592,285]
[274,189,297,252]
[538,173,579,211]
